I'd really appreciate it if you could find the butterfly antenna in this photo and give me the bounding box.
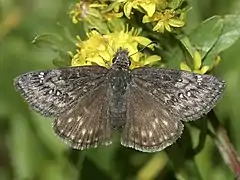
[129,41,157,57]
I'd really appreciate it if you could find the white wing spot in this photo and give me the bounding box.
[162,120,169,126]
[67,109,73,115]
[66,132,71,137]
[77,116,81,122]
[89,129,93,135]
[38,72,44,78]
[187,91,191,96]
[151,141,156,146]
[79,120,83,126]
[196,75,203,83]
[67,118,73,123]
[57,120,61,125]
[141,130,147,137]
[163,135,168,140]
[152,122,157,129]
[71,135,75,140]
[82,86,88,92]
[83,107,90,114]
[174,122,178,128]
[56,91,61,96]
[179,93,184,98]
[142,141,147,146]
[149,131,153,138]
[82,129,86,135]
[153,89,157,94]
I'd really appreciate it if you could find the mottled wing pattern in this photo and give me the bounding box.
[14,66,108,117]
[121,84,184,152]
[131,67,225,122]
[52,83,112,150]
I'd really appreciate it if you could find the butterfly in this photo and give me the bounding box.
[14,47,225,152]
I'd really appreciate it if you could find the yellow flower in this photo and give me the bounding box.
[70,1,124,23]
[69,1,103,24]
[71,29,161,69]
[143,10,185,33]
[123,0,168,19]
[70,1,186,33]
[180,50,210,74]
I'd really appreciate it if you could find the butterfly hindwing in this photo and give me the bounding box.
[121,84,184,152]
[53,83,112,150]
[14,66,108,117]
[131,67,225,121]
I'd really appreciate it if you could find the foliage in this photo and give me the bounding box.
[0,0,240,180]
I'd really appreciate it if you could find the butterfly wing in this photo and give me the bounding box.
[52,82,112,150]
[131,67,225,122]
[14,66,108,117]
[121,84,184,152]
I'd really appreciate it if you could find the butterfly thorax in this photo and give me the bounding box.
[111,48,131,71]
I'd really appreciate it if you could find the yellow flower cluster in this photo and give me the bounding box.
[69,1,123,24]
[71,29,161,69]
[123,0,185,32]
[180,50,221,74]
[70,0,186,33]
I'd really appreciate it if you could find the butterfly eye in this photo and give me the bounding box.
[112,57,116,64]
[129,60,131,66]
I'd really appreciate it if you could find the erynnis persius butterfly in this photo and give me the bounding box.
[14,48,225,152]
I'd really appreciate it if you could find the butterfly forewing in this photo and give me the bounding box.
[14,66,108,117]
[131,67,225,122]
[53,83,112,150]
[121,84,184,152]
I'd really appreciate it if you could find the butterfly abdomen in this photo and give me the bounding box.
[108,71,131,130]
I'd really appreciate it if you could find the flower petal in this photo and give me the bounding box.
[142,55,161,65]
[124,2,133,19]
[168,18,185,27]
[193,51,202,70]
[141,3,156,17]
[134,36,153,49]
[180,62,192,71]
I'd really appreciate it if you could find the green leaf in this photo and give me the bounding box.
[188,16,223,58]
[86,143,118,175]
[52,51,72,67]
[9,115,42,179]
[137,153,167,180]
[162,44,185,69]
[168,0,184,9]
[81,157,112,180]
[203,15,240,68]
[32,33,63,51]
[166,128,203,180]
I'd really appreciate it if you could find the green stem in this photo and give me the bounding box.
[208,111,240,179]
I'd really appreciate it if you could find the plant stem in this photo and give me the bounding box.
[208,111,240,179]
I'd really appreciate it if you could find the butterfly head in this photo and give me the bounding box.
[111,48,131,70]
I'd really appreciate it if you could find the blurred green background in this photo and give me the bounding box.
[0,0,240,180]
